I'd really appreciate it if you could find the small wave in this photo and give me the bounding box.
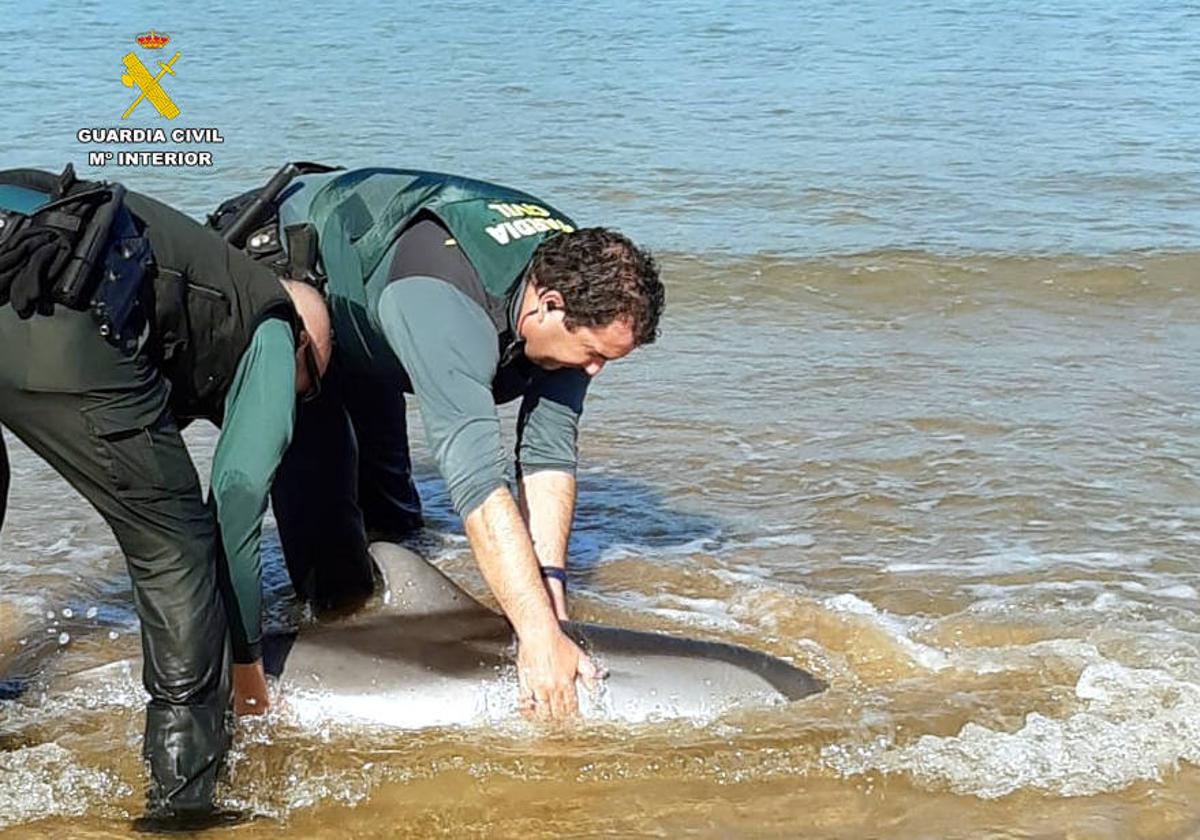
[885,548,1155,577]
[820,593,952,672]
[964,575,1200,614]
[0,658,147,735]
[597,536,722,564]
[0,743,132,828]
[733,532,818,550]
[822,660,1200,798]
[220,735,399,819]
[660,250,1200,312]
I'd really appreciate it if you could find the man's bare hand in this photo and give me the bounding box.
[516,627,599,720]
[232,660,270,716]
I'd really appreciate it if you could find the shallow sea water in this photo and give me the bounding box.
[2,1,1199,837]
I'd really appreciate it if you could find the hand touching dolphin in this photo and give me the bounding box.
[48,544,826,729]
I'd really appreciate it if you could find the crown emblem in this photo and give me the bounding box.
[135,30,170,49]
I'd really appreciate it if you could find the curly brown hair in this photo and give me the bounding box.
[527,227,664,346]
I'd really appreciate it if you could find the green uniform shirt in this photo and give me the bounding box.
[210,317,295,662]
[378,275,588,519]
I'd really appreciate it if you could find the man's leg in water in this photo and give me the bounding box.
[270,358,375,613]
[0,307,230,818]
[342,368,423,541]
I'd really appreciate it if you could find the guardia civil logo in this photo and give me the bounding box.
[73,28,223,168]
[121,30,181,120]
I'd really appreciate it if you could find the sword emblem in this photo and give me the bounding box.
[121,51,181,120]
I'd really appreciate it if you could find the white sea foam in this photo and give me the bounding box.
[1150,584,1198,600]
[885,549,1154,577]
[822,660,1200,798]
[739,532,817,549]
[963,575,1199,617]
[948,638,1101,676]
[4,658,148,726]
[0,743,131,828]
[823,593,878,616]
[820,593,953,671]
[598,536,719,563]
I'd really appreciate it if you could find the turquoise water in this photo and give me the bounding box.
[1,0,1197,255]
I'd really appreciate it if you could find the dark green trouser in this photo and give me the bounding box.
[0,304,230,815]
[271,356,422,613]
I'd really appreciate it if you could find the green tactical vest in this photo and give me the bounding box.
[280,168,576,371]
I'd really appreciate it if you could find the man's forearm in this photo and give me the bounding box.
[518,470,576,571]
[464,486,561,640]
[518,470,575,618]
[210,318,296,663]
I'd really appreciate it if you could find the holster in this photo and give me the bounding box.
[92,202,153,349]
[205,160,341,288]
[0,165,152,349]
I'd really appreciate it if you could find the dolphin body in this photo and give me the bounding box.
[57,544,826,729]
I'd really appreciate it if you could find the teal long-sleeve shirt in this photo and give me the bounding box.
[210,317,296,663]
[376,278,588,519]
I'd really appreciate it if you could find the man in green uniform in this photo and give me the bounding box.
[0,167,331,823]
[213,167,663,721]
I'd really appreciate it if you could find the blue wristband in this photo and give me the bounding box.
[539,566,568,587]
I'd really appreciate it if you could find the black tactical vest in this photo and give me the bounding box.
[125,191,298,424]
[0,169,298,425]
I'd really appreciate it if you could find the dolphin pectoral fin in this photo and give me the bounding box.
[367,542,494,618]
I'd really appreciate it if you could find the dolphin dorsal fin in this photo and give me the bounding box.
[368,542,490,616]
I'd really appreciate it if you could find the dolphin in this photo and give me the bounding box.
[50,544,826,729]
